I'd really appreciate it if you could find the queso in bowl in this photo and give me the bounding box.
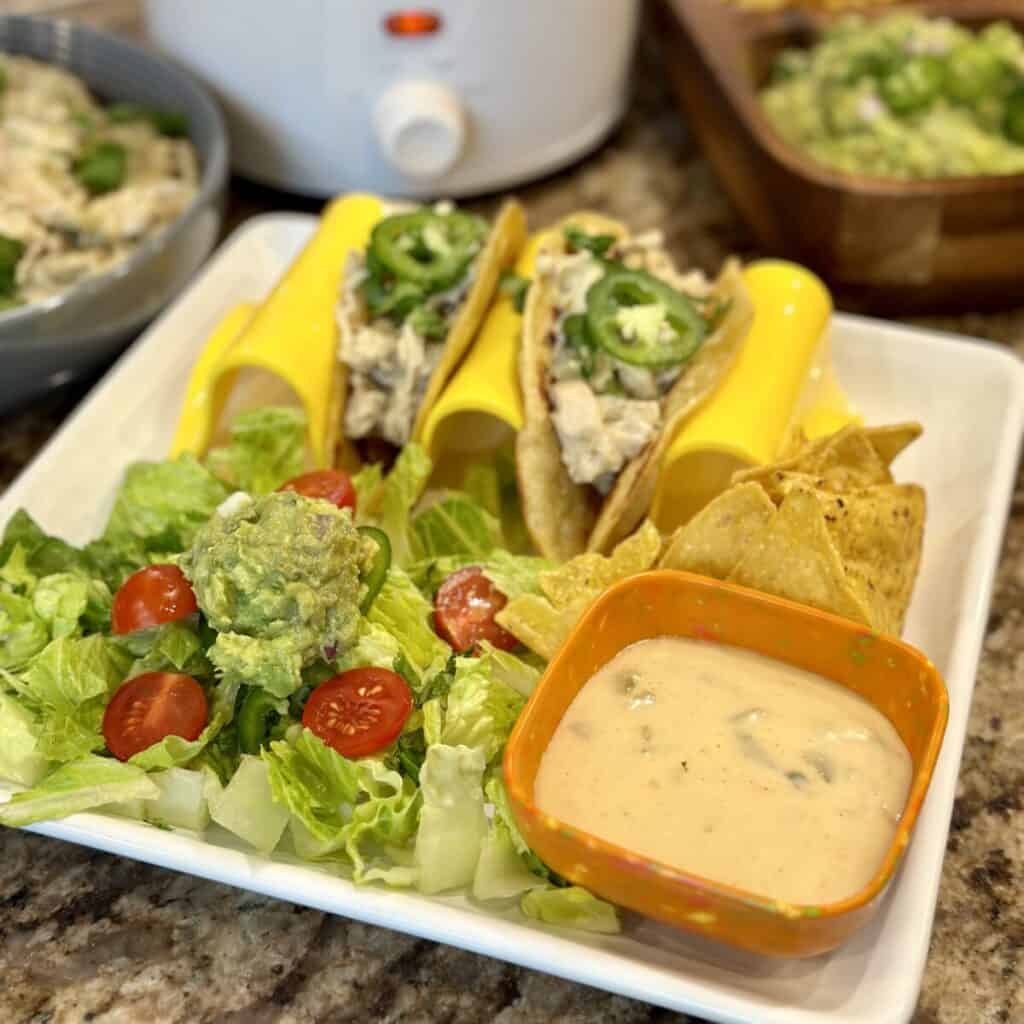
[503,570,948,957]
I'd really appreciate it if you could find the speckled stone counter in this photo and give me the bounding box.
[1,19,1022,1024]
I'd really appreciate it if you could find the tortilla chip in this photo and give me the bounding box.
[816,483,926,636]
[862,422,923,468]
[659,482,776,578]
[540,519,662,607]
[727,486,873,627]
[493,594,588,662]
[516,213,628,561]
[734,421,922,495]
[587,259,755,553]
[497,520,662,659]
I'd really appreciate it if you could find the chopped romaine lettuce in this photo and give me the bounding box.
[367,568,450,689]
[100,455,229,578]
[411,493,503,561]
[145,767,210,831]
[0,691,48,786]
[520,886,619,933]
[0,755,158,827]
[32,572,110,640]
[205,755,289,853]
[263,730,420,884]
[414,743,488,895]
[473,819,544,902]
[0,510,95,581]
[0,590,48,670]
[440,656,525,764]
[356,444,432,566]
[205,406,307,495]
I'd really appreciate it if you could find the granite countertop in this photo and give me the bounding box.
[2,13,1023,1024]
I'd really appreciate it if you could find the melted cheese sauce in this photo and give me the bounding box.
[535,637,912,906]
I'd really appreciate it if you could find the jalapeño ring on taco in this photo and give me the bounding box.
[337,198,526,458]
[516,213,755,560]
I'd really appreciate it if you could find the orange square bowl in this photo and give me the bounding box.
[502,570,948,958]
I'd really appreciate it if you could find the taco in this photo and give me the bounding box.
[337,199,526,457]
[517,214,754,560]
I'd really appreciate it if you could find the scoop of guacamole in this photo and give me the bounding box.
[760,14,1024,180]
[181,490,370,697]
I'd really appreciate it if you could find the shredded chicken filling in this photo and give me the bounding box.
[337,251,472,447]
[540,232,712,492]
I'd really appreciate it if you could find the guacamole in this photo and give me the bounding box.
[760,14,1024,179]
[180,490,371,697]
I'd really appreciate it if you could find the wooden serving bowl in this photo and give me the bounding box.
[655,0,1024,312]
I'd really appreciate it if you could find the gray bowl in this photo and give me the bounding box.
[0,15,228,412]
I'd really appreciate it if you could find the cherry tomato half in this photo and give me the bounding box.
[278,469,357,513]
[111,564,198,635]
[302,668,412,759]
[433,566,518,654]
[103,672,209,762]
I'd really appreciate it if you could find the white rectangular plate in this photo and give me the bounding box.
[3,215,1022,1024]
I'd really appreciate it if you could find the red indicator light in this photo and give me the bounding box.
[385,10,442,36]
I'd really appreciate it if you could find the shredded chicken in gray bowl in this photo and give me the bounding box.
[0,54,199,310]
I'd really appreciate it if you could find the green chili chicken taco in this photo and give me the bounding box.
[337,199,526,457]
[517,214,754,560]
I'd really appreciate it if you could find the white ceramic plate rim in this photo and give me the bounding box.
[2,214,1023,1024]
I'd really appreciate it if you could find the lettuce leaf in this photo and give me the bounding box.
[334,619,402,674]
[356,444,432,567]
[11,634,127,713]
[407,548,550,605]
[475,642,542,699]
[145,767,210,831]
[0,691,48,786]
[264,730,420,884]
[411,493,502,561]
[100,455,229,575]
[32,573,111,640]
[520,886,620,933]
[414,743,488,895]
[481,550,551,602]
[473,819,544,902]
[440,656,525,764]
[205,755,290,853]
[0,510,95,581]
[0,754,158,827]
[3,635,129,764]
[367,568,450,690]
[114,620,212,680]
[205,406,307,495]
[0,591,48,670]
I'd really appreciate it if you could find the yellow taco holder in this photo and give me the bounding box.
[171,193,385,467]
[650,260,860,533]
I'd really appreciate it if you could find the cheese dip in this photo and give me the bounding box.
[534,637,912,906]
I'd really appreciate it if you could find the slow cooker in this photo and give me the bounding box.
[142,0,641,198]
